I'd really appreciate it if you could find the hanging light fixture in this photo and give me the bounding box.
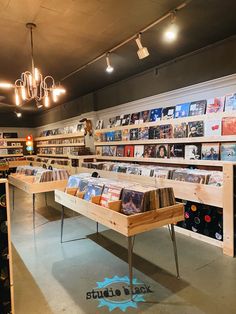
[105,53,114,73]
[135,33,149,60]
[0,23,65,108]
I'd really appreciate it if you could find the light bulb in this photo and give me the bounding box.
[52,89,58,102]
[164,25,178,42]
[34,68,40,81]
[0,82,13,89]
[16,112,22,118]
[105,54,114,73]
[21,86,26,100]
[45,94,50,107]
[15,89,20,106]
[106,65,114,73]
[28,74,33,86]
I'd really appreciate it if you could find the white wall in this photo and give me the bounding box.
[0,127,36,138]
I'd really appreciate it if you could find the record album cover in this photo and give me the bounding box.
[114,130,122,141]
[122,129,130,141]
[160,124,173,138]
[120,114,130,126]
[129,112,140,125]
[139,110,150,123]
[188,121,204,137]
[225,93,236,112]
[156,144,168,158]
[189,100,207,116]
[173,123,187,138]
[161,106,175,120]
[95,146,102,156]
[100,184,123,208]
[95,120,103,130]
[121,189,144,215]
[107,117,116,128]
[83,183,104,201]
[106,131,115,141]
[116,145,125,157]
[134,145,144,158]
[201,143,219,160]
[168,144,184,158]
[148,126,160,139]
[138,127,149,140]
[149,108,162,122]
[143,145,156,158]
[174,103,190,118]
[206,97,225,114]
[114,115,122,127]
[205,119,221,137]
[222,117,236,136]
[220,143,236,161]
[185,144,201,160]
[130,128,139,140]
[102,146,117,156]
[124,145,134,157]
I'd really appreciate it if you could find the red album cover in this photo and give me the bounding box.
[222,117,236,135]
[124,145,134,157]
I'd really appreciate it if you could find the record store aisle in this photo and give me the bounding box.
[10,187,236,314]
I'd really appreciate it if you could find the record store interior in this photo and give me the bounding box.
[1,1,236,313]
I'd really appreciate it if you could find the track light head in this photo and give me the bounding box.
[105,53,114,73]
[135,33,149,60]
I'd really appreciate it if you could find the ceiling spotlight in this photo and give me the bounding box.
[164,11,178,42]
[135,33,149,60]
[15,112,22,118]
[105,53,114,73]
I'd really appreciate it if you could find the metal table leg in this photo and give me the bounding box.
[96,222,99,234]
[32,194,36,229]
[170,224,180,279]
[61,205,65,243]
[45,192,48,207]
[12,186,15,211]
[128,236,133,300]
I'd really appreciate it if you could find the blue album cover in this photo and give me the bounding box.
[174,103,190,118]
[83,183,104,201]
[149,108,162,122]
[105,131,115,142]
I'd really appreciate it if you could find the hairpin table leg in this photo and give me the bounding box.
[170,224,180,279]
[96,222,99,234]
[32,194,36,229]
[61,205,65,243]
[128,236,133,300]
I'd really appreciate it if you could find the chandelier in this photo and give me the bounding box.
[0,23,65,108]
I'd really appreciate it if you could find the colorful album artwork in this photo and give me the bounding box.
[174,103,190,118]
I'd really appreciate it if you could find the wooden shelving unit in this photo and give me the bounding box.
[0,153,23,157]
[35,132,84,141]
[0,179,14,313]
[37,143,84,148]
[37,154,69,158]
[0,145,23,149]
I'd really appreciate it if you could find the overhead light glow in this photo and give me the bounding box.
[105,53,114,73]
[45,93,50,107]
[15,89,20,106]
[21,86,26,100]
[34,67,40,81]
[135,33,149,60]
[164,11,178,42]
[0,82,13,89]
[16,112,22,118]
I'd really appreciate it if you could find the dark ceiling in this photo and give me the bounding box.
[0,0,236,115]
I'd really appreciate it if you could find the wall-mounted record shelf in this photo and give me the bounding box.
[95,135,236,146]
[0,145,23,149]
[96,111,236,133]
[0,154,23,157]
[37,154,69,158]
[37,143,84,148]
[95,155,231,167]
[35,132,84,141]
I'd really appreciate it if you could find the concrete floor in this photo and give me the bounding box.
[10,187,236,314]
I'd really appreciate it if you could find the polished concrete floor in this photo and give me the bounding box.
[10,187,236,314]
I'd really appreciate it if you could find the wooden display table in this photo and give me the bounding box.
[55,189,184,297]
[8,174,67,228]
